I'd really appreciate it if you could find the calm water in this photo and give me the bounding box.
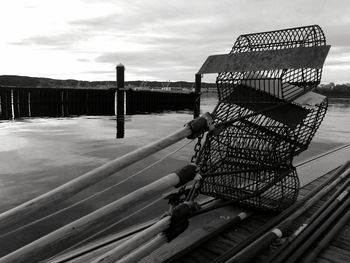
[0,94,349,255]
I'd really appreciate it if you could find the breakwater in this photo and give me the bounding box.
[0,86,115,119]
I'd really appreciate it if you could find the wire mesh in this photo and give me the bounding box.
[195,25,328,210]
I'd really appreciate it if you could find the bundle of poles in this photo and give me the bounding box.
[213,161,350,263]
[0,113,213,263]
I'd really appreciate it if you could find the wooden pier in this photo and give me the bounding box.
[0,85,198,120]
[0,86,115,119]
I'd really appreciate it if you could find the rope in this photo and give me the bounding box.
[0,139,194,239]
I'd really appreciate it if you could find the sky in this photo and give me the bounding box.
[1,0,350,83]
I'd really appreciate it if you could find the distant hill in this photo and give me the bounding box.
[1,75,349,97]
[0,75,216,91]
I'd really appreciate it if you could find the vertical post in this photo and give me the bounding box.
[17,89,20,117]
[61,90,64,117]
[194,73,201,119]
[28,90,31,117]
[116,63,125,139]
[10,89,15,119]
[4,88,9,119]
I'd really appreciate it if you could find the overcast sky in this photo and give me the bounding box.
[1,0,350,83]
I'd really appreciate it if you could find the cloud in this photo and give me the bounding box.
[11,32,88,49]
[3,0,350,82]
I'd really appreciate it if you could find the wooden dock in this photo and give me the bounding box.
[0,85,197,120]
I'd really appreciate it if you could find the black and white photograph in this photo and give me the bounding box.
[0,1,350,262]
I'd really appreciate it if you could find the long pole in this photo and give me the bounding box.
[286,186,350,263]
[0,168,195,263]
[225,164,350,263]
[213,161,350,263]
[301,208,350,263]
[268,176,350,263]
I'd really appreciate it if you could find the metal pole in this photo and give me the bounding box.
[194,73,201,119]
[116,63,125,138]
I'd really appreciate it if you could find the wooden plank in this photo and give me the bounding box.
[198,46,330,74]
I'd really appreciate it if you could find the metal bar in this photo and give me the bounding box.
[198,46,330,74]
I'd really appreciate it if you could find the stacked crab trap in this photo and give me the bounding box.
[194,25,330,210]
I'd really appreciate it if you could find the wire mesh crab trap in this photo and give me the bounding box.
[194,25,330,210]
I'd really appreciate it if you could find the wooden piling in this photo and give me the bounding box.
[10,89,14,119]
[194,73,201,119]
[116,63,125,138]
[28,90,31,117]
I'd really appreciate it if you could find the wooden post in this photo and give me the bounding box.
[194,73,201,119]
[17,89,20,118]
[28,90,31,117]
[10,89,14,119]
[60,90,64,117]
[116,63,125,138]
[4,88,9,119]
